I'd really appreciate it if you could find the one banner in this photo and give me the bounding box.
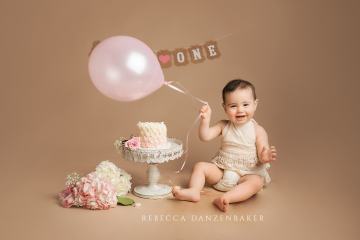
[157,40,221,68]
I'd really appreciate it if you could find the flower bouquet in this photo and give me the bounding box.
[58,161,134,210]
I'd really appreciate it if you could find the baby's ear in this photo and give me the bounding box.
[254,99,259,107]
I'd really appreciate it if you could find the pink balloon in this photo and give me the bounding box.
[88,36,165,101]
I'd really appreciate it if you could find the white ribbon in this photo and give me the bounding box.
[164,81,208,173]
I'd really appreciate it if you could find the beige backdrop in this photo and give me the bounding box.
[1,0,359,239]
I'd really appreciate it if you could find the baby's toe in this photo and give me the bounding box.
[172,186,181,194]
[223,198,229,207]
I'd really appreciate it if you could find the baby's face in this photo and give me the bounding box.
[223,87,258,125]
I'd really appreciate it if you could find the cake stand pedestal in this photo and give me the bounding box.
[133,164,172,199]
[114,138,183,199]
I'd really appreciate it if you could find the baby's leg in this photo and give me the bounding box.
[213,174,264,212]
[173,162,223,202]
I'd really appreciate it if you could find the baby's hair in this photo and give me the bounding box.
[222,79,257,102]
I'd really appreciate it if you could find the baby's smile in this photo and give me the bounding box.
[235,114,247,120]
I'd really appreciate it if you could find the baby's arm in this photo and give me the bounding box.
[255,124,277,163]
[198,105,226,142]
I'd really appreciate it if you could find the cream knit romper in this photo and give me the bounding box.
[212,119,271,191]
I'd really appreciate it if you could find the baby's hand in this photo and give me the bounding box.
[199,104,211,122]
[260,146,277,163]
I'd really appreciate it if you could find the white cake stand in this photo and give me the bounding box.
[114,138,183,199]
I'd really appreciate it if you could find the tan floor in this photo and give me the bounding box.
[1,0,359,239]
[2,142,359,240]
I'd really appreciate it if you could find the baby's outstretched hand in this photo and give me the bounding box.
[199,104,211,121]
[260,146,277,163]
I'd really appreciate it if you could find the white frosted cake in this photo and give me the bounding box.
[137,122,169,149]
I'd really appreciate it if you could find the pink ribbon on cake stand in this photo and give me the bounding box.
[164,81,208,173]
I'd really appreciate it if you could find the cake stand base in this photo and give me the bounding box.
[134,184,172,199]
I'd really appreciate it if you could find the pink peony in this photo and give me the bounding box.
[58,173,117,210]
[58,186,79,208]
[76,173,117,210]
[124,137,141,150]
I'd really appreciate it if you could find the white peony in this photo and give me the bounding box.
[95,160,132,196]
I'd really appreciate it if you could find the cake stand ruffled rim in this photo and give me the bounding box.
[114,137,183,164]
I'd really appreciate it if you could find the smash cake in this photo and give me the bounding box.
[115,121,183,164]
[137,122,171,149]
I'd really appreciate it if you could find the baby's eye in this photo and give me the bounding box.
[230,105,237,108]
[243,103,249,107]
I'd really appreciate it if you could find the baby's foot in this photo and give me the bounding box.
[260,146,277,163]
[213,196,229,212]
[172,186,200,202]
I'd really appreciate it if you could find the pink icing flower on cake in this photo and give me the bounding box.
[124,137,141,150]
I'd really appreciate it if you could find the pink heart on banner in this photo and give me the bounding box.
[158,54,171,64]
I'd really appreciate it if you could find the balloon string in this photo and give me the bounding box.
[164,81,208,173]
[175,114,201,173]
[164,81,208,105]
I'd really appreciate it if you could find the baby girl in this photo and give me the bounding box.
[172,79,277,212]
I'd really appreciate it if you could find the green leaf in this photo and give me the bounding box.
[117,196,135,206]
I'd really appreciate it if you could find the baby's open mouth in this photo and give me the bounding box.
[236,115,246,119]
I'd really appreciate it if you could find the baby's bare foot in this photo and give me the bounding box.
[172,186,200,202]
[213,196,229,212]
